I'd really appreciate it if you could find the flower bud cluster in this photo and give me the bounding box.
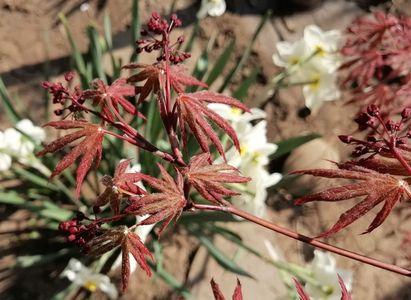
[42,72,85,116]
[339,105,411,158]
[136,12,190,64]
[59,214,98,247]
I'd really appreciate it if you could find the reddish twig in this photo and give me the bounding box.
[192,203,411,277]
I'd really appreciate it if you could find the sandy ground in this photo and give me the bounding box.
[1,0,411,299]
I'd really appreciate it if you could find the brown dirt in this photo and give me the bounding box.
[1,0,411,299]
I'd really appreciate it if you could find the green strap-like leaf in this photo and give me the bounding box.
[218,10,271,93]
[272,133,321,159]
[0,77,20,124]
[232,66,260,101]
[130,0,140,62]
[59,13,90,87]
[205,38,235,86]
[87,25,107,83]
[187,224,252,277]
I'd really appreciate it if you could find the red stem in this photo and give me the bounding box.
[192,203,411,277]
[390,137,411,176]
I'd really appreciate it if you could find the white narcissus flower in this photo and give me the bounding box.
[272,24,342,111]
[61,258,118,299]
[305,250,352,300]
[301,69,340,111]
[208,107,282,216]
[304,25,341,55]
[197,0,226,19]
[231,169,281,217]
[226,121,278,169]
[273,39,309,69]
[0,131,12,171]
[207,103,267,125]
[4,119,45,157]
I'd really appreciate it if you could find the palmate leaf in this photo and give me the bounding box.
[86,226,153,292]
[293,278,311,300]
[125,63,207,104]
[94,160,145,214]
[37,120,105,197]
[176,91,249,159]
[339,274,353,300]
[185,154,251,204]
[292,276,352,300]
[210,278,243,300]
[294,163,411,237]
[83,78,145,122]
[125,164,186,235]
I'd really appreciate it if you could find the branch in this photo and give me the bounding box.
[192,203,411,277]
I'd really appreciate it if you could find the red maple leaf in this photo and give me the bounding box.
[124,63,207,104]
[83,78,145,122]
[125,163,186,234]
[94,160,146,214]
[176,91,250,159]
[293,278,311,300]
[210,278,243,300]
[37,120,105,197]
[86,226,153,292]
[121,229,153,291]
[338,274,353,300]
[294,163,411,236]
[184,154,251,204]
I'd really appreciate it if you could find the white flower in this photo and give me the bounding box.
[61,258,118,299]
[3,119,45,157]
[231,169,281,216]
[208,103,266,126]
[304,25,341,55]
[273,39,309,69]
[301,68,340,111]
[0,131,12,171]
[16,119,45,143]
[226,121,278,169]
[218,120,281,216]
[305,250,352,300]
[197,0,226,19]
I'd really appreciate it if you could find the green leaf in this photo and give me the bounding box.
[87,25,107,83]
[13,166,59,191]
[189,33,217,90]
[51,284,77,300]
[104,13,121,79]
[184,19,199,53]
[205,38,235,86]
[180,211,238,224]
[0,191,73,221]
[0,76,20,124]
[206,224,261,258]
[218,11,271,93]
[147,261,194,299]
[232,67,260,101]
[130,0,140,62]
[272,133,321,159]
[187,225,252,277]
[15,249,71,268]
[59,13,89,87]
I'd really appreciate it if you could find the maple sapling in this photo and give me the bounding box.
[38,11,411,295]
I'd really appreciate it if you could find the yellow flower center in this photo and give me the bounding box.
[83,280,98,292]
[230,107,242,116]
[290,57,300,65]
[309,75,321,91]
[315,45,326,57]
[251,152,261,164]
[240,144,248,156]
